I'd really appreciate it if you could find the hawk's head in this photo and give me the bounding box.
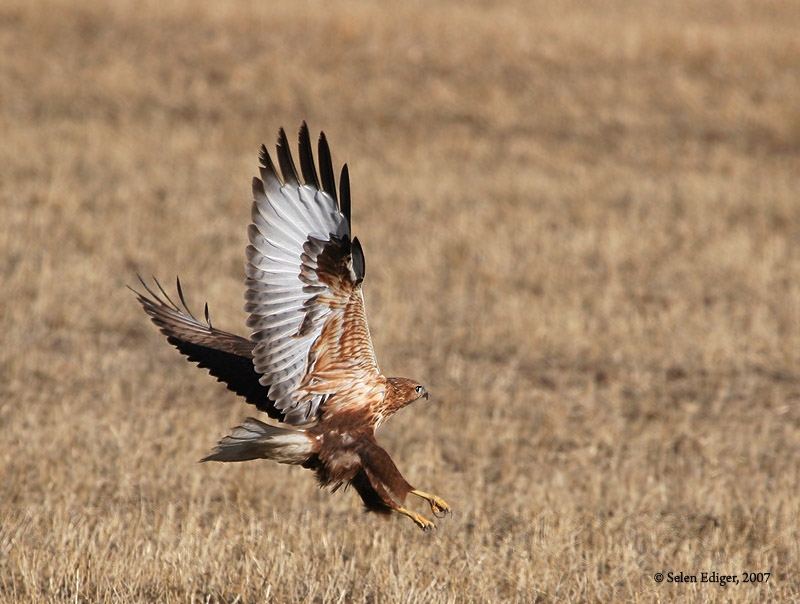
[384,377,429,416]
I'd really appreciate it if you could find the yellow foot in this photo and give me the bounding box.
[411,489,451,518]
[396,505,436,532]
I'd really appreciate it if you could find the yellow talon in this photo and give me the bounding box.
[396,506,435,532]
[411,489,451,518]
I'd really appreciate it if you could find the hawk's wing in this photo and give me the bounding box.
[245,123,381,425]
[132,276,280,419]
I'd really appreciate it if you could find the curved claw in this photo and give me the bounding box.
[429,498,448,518]
[411,489,451,519]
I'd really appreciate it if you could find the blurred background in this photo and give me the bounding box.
[2,1,799,602]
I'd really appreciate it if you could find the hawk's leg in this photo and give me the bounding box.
[358,441,442,531]
[358,467,437,531]
[410,489,451,518]
[395,505,436,532]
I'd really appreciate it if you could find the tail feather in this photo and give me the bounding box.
[201,417,313,465]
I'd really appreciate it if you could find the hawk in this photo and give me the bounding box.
[133,124,450,531]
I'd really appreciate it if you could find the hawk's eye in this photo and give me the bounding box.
[415,385,424,394]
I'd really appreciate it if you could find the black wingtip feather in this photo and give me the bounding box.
[276,127,300,186]
[174,276,199,322]
[152,276,183,316]
[258,144,275,175]
[352,236,365,282]
[340,164,351,227]
[297,122,320,189]
[252,176,265,199]
[318,131,337,202]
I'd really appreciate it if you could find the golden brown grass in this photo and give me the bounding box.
[2,0,800,601]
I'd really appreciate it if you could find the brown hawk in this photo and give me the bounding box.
[133,124,450,531]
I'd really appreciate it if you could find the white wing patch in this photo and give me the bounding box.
[245,126,380,425]
[246,180,349,424]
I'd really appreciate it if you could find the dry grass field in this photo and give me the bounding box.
[2,0,800,601]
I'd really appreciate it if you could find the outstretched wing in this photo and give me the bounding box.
[245,123,381,425]
[132,276,280,419]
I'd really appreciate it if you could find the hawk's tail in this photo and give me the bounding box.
[201,417,313,465]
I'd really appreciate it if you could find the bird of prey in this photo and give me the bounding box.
[133,124,450,531]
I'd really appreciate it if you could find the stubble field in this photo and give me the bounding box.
[2,0,800,602]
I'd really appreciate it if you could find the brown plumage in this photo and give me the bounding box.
[133,124,449,531]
